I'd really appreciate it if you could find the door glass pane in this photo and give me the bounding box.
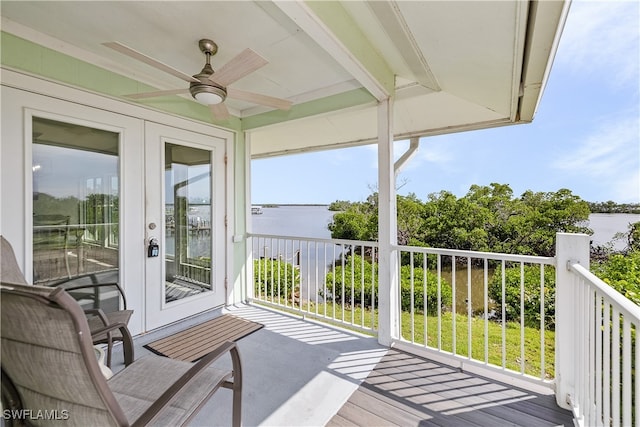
[165,143,212,303]
[32,117,119,291]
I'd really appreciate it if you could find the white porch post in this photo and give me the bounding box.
[377,98,399,346]
[555,232,591,410]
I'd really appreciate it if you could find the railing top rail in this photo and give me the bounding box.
[248,233,379,248]
[568,261,640,322]
[395,244,556,265]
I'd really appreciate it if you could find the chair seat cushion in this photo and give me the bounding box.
[108,356,232,425]
[88,310,133,342]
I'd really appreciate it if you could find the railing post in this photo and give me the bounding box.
[555,232,590,410]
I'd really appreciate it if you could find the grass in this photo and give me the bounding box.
[255,296,555,379]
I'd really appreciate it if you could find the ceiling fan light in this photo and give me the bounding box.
[194,91,223,105]
[189,83,227,105]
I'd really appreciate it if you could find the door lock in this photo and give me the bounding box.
[147,237,159,258]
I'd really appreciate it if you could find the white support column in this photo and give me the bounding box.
[555,232,591,410]
[243,131,254,303]
[377,98,399,346]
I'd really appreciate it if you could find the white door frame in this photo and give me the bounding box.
[144,122,227,330]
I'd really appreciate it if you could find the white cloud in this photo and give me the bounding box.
[559,1,639,88]
[553,115,640,201]
[612,168,640,203]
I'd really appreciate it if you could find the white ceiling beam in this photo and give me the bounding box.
[274,1,392,102]
[367,1,440,92]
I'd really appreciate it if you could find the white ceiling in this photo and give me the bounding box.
[0,1,569,157]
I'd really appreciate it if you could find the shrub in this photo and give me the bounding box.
[592,249,640,306]
[323,254,452,315]
[254,258,300,299]
[399,264,453,314]
[488,264,556,330]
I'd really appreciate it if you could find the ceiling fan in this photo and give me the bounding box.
[103,39,292,120]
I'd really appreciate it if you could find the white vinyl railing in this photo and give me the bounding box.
[395,244,556,386]
[566,261,639,427]
[250,234,378,335]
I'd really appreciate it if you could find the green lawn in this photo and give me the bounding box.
[255,298,555,379]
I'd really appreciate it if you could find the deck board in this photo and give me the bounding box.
[327,349,574,427]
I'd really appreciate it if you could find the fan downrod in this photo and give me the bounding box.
[199,39,218,56]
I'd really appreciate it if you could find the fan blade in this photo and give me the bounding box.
[103,41,199,83]
[207,48,268,87]
[227,88,292,111]
[124,88,189,99]
[209,103,230,120]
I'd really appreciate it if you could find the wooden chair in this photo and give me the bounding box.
[0,236,242,426]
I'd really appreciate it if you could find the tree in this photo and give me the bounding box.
[328,184,592,257]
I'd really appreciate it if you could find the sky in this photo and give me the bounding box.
[252,0,640,205]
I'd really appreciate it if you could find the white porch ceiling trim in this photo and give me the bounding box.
[274,1,390,101]
[363,1,440,92]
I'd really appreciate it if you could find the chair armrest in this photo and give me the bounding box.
[62,282,128,309]
[85,308,110,326]
[131,341,242,427]
[91,322,134,366]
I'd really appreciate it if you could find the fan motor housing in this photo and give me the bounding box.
[190,68,227,103]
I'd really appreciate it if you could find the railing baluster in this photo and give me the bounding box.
[269,239,274,303]
[540,264,545,380]
[589,283,596,426]
[306,240,311,315]
[520,262,525,374]
[397,249,403,339]
[604,302,611,427]
[332,244,337,321]
[323,242,327,319]
[315,241,319,316]
[350,248,355,326]
[622,320,631,427]
[361,245,365,328]
[635,323,639,427]
[501,260,506,370]
[371,246,376,330]
[484,258,488,365]
[341,244,345,324]
[410,251,415,343]
[424,252,428,348]
[595,293,603,427]
[467,256,472,359]
[437,253,442,351]
[452,255,456,356]
[277,238,281,305]
[612,308,620,427]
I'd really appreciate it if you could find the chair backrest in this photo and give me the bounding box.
[1,239,130,426]
[1,235,28,285]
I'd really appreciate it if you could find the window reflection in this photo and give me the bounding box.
[164,143,213,303]
[32,117,119,286]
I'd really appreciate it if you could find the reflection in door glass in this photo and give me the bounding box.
[32,117,120,294]
[165,143,213,303]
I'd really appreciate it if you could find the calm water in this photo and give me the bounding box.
[252,205,335,238]
[587,213,640,250]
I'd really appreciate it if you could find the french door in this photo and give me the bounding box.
[144,122,226,330]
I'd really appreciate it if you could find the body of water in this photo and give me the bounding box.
[252,205,335,238]
[587,213,639,250]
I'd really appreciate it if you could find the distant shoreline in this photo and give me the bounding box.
[254,204,329,207]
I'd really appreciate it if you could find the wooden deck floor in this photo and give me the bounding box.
[327,349,574,427]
